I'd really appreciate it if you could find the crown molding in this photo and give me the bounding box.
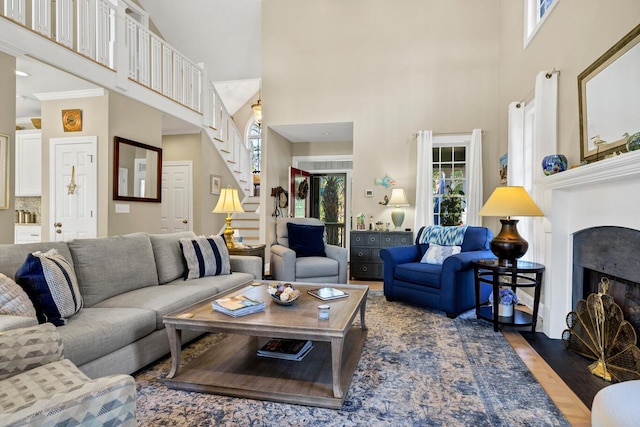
[33,88,106,101]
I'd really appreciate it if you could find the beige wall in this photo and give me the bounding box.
[107,92,163,236]
[498,0,640,167]
[40,92,110,241]
[292,141,353,157]
[0,53,16,243]
[262,0,501,238]
[163,132,240,236]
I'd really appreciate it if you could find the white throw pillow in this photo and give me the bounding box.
[0,273,37,318]
[420,244,462,265]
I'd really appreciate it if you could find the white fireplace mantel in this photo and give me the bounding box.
[534,150,640,338]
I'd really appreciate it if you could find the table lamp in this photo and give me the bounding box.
[478,186,543,266]
[212,186,245,249]
[388,188,410,230]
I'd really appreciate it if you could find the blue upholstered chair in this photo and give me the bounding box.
[380,225,495,318]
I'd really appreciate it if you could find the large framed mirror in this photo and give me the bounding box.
[578,23,640,163]
[113,136,162,202]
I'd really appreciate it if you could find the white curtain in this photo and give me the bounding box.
[466,129,483,226]
[533,71,558,180]
[507,102,525,186]
[414,130,433,231]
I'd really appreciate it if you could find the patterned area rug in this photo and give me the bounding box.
[134,291,569,426]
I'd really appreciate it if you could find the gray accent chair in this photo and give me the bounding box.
[270,218,348,284]
[0,323,136,426]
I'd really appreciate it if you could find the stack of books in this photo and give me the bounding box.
[212,294,265,317]
[257,338,314,361]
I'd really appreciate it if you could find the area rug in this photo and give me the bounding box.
[134,291,569,426]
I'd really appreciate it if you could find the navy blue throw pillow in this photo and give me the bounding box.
[287,223,326,258]
[15,249,83,326]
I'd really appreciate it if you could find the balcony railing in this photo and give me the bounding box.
[1,0,253,195]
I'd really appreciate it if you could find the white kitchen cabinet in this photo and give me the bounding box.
[15,130,42,196]
[14,225,42,244]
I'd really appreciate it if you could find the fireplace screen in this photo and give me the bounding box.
[562,277,640,382]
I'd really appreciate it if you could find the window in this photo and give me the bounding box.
[246,119,261,174]
[432,144,467,226]
[524,0,559,47]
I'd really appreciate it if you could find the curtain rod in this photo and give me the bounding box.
[415,130,485,136]
[516,68,560,107]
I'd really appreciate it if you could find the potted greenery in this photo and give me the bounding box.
[488,288,518,317]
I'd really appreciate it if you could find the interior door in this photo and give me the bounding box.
[160,162,192,233]
[289,167,310,217]
[50,136,98,241]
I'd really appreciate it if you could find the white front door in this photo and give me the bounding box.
[50,137,98,241]
[161,161,192,233]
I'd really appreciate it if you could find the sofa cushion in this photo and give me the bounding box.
[420,244,462,265]
[57,307,157,367]
[149,231,197,284]
[179,235,231,280]
[0,359,89,412]
[94,273,254,329]
[0,273,36,318]
[394,262,442,289]
[295,256,338,278]
[0,242,72,282]
[68,233,159,307]
[460,226,493,252]
[287,223,326,258]
[15,250,83,326]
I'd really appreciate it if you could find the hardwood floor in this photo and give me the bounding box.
[355,279,592,426]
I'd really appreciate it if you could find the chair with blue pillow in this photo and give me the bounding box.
[380,225,495,317]
[270,218,348,284]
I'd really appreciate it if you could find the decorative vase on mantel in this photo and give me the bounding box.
[542,154,568,176]
[625,132,640,152]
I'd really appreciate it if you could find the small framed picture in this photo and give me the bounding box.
[210,175,222,195]
[365,189,374,198]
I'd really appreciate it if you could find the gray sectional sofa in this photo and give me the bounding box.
[0,231,261,379]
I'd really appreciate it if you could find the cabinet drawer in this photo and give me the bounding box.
[350,262,381,279]
[351,233,368,245]
[350,247,373,262]
[394,233,413,245]
[364,233,381,246]
[15,225,42,244]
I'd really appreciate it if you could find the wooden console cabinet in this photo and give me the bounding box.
[350,231,413,280]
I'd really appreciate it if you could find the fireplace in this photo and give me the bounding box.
[572,226,640,343]
[535,150,640,338]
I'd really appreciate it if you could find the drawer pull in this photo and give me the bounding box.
[362,266,368,272]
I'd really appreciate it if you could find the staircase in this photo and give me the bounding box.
[231,196,260,244]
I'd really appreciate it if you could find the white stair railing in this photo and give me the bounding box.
[2,0,253,196]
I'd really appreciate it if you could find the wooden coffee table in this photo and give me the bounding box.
[162,282,369,408]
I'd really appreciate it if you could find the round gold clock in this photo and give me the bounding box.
[62,109,82,132]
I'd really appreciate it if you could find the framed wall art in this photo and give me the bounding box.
[210,174,222,195]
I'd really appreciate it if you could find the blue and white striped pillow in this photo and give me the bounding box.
[15,249,83,326]
[179,235,231,280]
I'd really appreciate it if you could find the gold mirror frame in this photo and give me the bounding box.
[113,136,162,203]
[578,23,640,163]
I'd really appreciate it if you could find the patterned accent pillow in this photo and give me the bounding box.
[420,244,462,265]
[179,235,231,280]
[418,225,469,246]
[15,249,83,326]
[0,273,36,318]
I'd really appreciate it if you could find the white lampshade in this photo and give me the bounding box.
[388,188,410,207]
[213,187,245,214]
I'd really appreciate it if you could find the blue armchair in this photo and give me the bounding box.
[380,225,495,318]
